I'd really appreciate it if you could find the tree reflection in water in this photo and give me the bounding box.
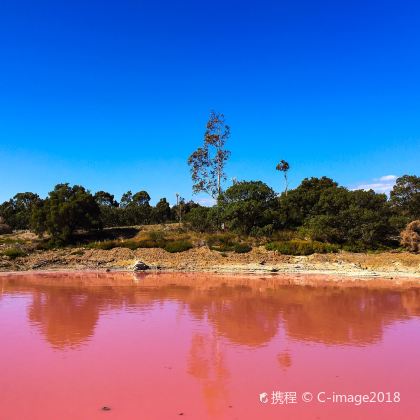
[1,272,420,350]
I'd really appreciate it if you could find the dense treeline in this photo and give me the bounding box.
[0,175,419,249]
[0,184,198,243]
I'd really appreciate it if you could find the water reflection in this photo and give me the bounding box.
[1,272,420,350]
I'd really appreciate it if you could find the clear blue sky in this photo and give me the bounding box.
[0,0,419,204]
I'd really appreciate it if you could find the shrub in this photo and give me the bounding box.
[184,206,219,232]
[0,223,12,234]
[148,230,166,242]
[206,233,236,252]
[136,239,163,248]
[400,220,420,252]
[265,240,339,255]
[234,243,252,253]
[120,240,141,250]
[87,240,118,250]
[249,224,274,238]
[164,240,193,253]
[2,247,28,259]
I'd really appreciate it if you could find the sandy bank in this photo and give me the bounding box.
[0,246,419,279]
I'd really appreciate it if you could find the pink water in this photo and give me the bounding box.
[1,272,420,420]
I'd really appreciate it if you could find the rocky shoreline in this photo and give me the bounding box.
[0,246,419,279]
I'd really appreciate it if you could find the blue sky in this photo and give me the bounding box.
[0,0,419,204]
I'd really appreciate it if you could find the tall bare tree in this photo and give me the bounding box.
[188,111,231,199]
[276,160,290,195]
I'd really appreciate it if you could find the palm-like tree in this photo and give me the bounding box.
[276,160,290,195]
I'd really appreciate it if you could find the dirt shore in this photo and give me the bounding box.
[0,245,419,279]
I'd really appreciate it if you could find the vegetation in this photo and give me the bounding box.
[0,174,419,253]
[188,111,230,199]
[0,216,12,234]
[276,160,290,195]
[0,111,418,255]
[233,243,252,253]
[164,240,193,253]
[266,240,339,255]
[400,220,420,252]
[1,247,28,259]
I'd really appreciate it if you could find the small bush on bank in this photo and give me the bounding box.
[0,224,12,234]
[136,239,162,248]
[265,240,339,255]
[147,230,166,242]
[87,240,118,250]
[164,240,193,253]
[206,233,236,252]
[2,247,28,259]
[234,243,252,253]
[400,220,420,252]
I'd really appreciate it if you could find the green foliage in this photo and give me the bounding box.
[220,181,278,234]
[152,198,171,223]
[185,206,219,232]
[1,247,28,259]
[164,240,193,253]
[147,230,166,241]
[278,177,338,227]
[206,233,237,251]
[31,184,101,244]
[0,236,25,245]
[0,192,41,230]
[300,188,393,247]
[266,240,339,255]
[233,243,252,253]
[136,239,163,248]
[188,111,230,198]
[87,240,118,250]
[390,175,420,221]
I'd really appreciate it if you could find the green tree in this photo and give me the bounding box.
[220,181,278,234]
[94,191,120,227]
[184,206,219,232]
[31,184,101,243]
[0,192,41,230]
[279,177,338,227]
[122,190,151,225]
[120,191,133,208]
[390,175,420,221]
[188,111,231,199]
[94,191,118,207]
[301,188,393,248]
[153,198,171,223]
[276,160,290,195]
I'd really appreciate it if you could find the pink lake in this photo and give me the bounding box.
[1,271,420,420]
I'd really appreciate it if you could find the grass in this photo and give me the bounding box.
[164,240,193,253]
[233,243,252,253]
[266,240,339,256]
[0,237,26,245]
[85,233,193,253]
[1,247,28,259]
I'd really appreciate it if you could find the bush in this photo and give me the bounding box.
[266,240,339,255]
[0,223,12,234]
[234,243,252,253]
[87,240,118,250]
[136,239,164,248]
[164,240,193,253]
[400,220,420,252]
[206,233,236,252]
[249,224,274,238]
[147,230,166,241]
[184,206,219,232]
[2,247,28,259]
